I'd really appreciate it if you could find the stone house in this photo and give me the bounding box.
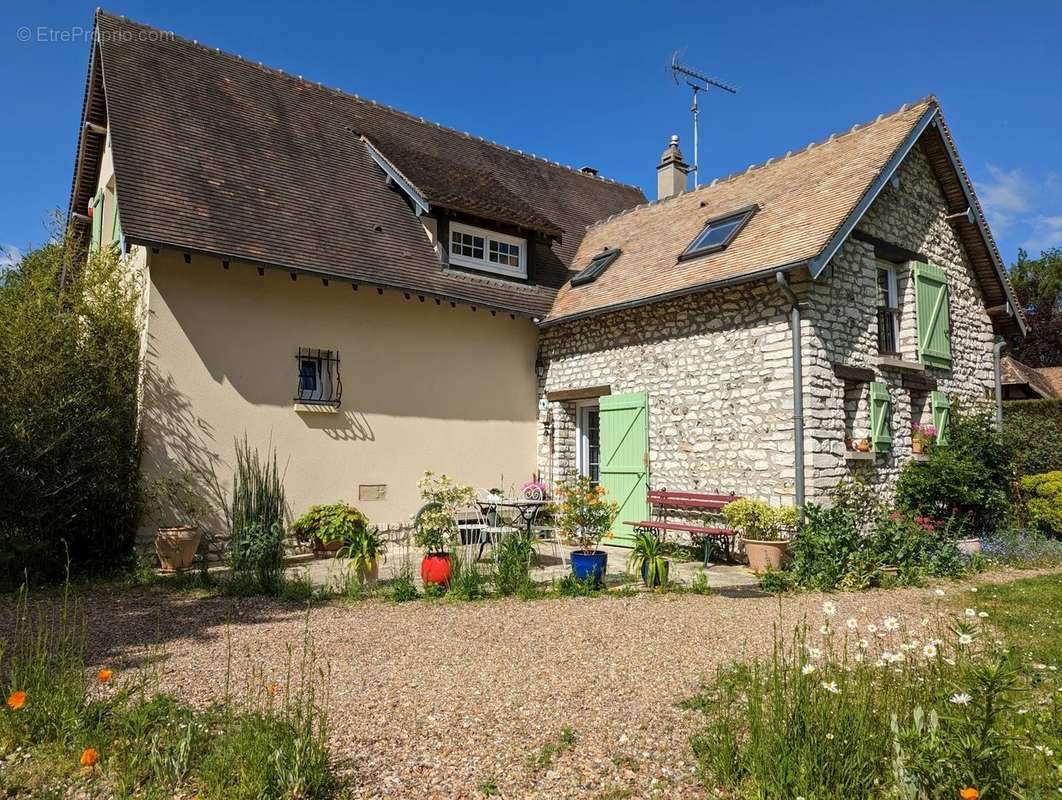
[67,12,1022,548]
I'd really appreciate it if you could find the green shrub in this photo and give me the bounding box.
[896,405,1011,536]
[291,503,368,546]
[446,551,488,601]
[386,563,420,603]
[1020,471,1062,537]
[228,438,286,593]
[0,234,141,587]
[556,573,600,597]
[494,534,534,596]
[1003,398,1062,477]
[790,503,862,590]
[723,499,798,542]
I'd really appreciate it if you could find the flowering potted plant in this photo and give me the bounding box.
[414,472,475,587]
[521,479,549,501]
[291,502,370,557]
[555,474,618,587]
[911,422,937,454]
[723,498,798,572]
[142,471,211,571]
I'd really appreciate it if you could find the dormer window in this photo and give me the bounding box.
[679,204,758,260]
[449,222,527,279]
[570,248,621,287]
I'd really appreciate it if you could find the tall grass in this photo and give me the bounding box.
[228,437,286,593]
[0,584,339,798]
[688,600,1061,799]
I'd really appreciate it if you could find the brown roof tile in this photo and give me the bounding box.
[546,101,934,323]
[85,11,645,317]
[1001,357,1061,398]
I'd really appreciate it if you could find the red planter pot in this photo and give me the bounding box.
[420,553,452,586]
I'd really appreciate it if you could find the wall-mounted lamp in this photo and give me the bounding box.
[538,396,553,436]
[534,355,546,380]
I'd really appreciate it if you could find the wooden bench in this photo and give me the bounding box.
[625,489,740,566]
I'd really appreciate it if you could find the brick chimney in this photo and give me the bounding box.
[656,135,689,200]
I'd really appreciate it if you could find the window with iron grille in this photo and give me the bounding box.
[876,261,900,355]
[295,347,342,406]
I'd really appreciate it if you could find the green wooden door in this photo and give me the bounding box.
[599,392,649,547]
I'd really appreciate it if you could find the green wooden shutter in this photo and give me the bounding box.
[598,392,650,547]
[870,382,892,453]
[931,391,951,446]
[914,262,952,368]
[90,190,104,253]
[110,202,122,248]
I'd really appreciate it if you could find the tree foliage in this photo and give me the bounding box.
[1006,247,1062,367]
[0,230,141,586]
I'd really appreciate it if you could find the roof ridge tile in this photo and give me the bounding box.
[94,9,641,191]
[583,95,938,231]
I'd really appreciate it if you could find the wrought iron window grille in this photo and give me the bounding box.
[877,307,900,355]
[295,347,342,406]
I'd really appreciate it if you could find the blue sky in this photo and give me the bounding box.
[2,0,1060,269]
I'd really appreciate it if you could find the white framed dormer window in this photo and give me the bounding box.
[449,222,527,279]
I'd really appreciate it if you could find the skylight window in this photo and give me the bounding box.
[570,249,621,287]
[681,205,758,259]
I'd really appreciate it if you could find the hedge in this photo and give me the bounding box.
[1003,399,1062,477]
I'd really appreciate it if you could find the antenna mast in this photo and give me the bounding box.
[669,51,737,187]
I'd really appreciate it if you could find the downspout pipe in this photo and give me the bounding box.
[993,340,1005,429]
[776,272,805,515]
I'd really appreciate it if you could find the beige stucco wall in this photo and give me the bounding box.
[140,249,539,553]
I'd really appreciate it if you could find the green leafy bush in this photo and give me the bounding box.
[723,499,798,542]
[896,405,1011,536]
[228,438,286,593]
[1003,398,1062,477]
[1020,470,1062,537]
[291,503,368,546]
[494,534,534,596]
[0,234,141,586]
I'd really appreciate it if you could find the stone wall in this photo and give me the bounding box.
[802,140,996,499]
[537,278,800,505]
[539,140,996,506]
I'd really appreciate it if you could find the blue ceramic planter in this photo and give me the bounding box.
[570,550,608,587]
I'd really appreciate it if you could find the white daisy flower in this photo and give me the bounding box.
[822,601,837,616]
[923,643,938,658]
[949,692,972,706]
[969,587,978,592]
[884,617,899,631]
[807,646,822,660]
[821,681,839,694]
[819,625,830,635]
[977,611,988,619]
[958,633,974,645]
[858,638,869,649]
[965,608,977,618]
[934,588,945,596]
[801,663,816,675]
[866,624,878,634]
[846,617,858,630]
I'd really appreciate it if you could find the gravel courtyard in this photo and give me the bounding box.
[50,574,1028,799]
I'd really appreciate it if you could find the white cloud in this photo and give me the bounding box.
[1024,215,1062,251]
[977,165,1034,231]
[0,244,21,274]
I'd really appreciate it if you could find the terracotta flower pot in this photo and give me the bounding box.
[155,525,202,572]
[880,564,900,578]
[312,537,343,557]
[956,538,982,556]
[743,538,790,572]
[912,440,924,454]
[856,439,871,453]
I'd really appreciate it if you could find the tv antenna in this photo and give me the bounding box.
[669,51,737,187]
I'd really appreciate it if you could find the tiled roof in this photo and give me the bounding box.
[82,11,645,317]
[546,100,934,323]
[546,98,1021,333]
[1002,357,1062,398]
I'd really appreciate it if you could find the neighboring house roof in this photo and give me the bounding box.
[546,98,1023,334]
[69,11,645,317]
[1001,357,1062,399]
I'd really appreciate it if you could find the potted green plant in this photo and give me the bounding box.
[337,524,385,587]
[723,498,798,572]
[627,529,669,587]
[555,474,618,587]
[414,472,475,587]
[291,503,370,558]
[142,471,211,571]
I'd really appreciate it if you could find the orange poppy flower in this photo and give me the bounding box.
[265,683,278,696]
[79,748,99,767]
[97,669,113,683]
[959,789,979,800]
[6,691,26,711]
